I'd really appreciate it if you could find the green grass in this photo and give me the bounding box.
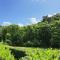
[0,43,15,60]
[1,44,60,60]
[8,46,60,60]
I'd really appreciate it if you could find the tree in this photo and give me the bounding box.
[39,25,51,47]
[51,21,60,48]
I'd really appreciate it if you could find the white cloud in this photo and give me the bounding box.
[48,13,57,17]
[18,23,24,26]
[48,14,53,17]
[29,18,39,24]
[2,22,11,26]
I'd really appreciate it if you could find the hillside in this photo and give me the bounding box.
[0,13,60,48]
[1,13,60,60]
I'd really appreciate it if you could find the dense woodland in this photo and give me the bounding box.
[0,13,60,48]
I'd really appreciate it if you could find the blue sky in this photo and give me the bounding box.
[0,0,60,26]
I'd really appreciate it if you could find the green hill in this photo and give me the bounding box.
[0,13,60,48]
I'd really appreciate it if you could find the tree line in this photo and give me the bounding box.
[0,13,60,48]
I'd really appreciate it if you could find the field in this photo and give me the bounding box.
[0,43,60,60]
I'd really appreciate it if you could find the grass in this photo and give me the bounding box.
[1,43,60,60]
[0,43,15,60]
[8,46,60,60]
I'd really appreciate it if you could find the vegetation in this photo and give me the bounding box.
[0,13,60,48]
[1,13,60,60]
[0,43,15,60]
[19,48,60,60]
[1,45,60,60]
[1,44,60,60]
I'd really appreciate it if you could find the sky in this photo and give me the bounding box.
[0,0,60,26]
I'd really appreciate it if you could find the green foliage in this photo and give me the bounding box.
[0,43,15,60]
[1,13,60,47]
[1,43,60,60]
[50,21,60,48]
[18,47,60,60]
